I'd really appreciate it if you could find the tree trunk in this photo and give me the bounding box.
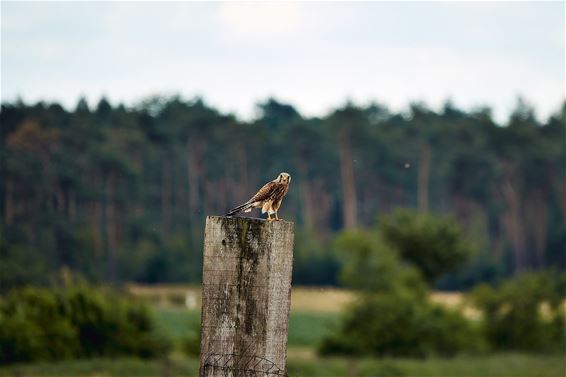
[68,190,76,220]
[310,179,332,235]
[338,137,357,228]
[237,148,249,203]
[501,176,527,272]
[295,160,313,229]
[526,190,547,268]
[161,156,171,233]
[105,171,119,282]
[187,140,202,218]
[4,180,14,225]
[418,142,431,214]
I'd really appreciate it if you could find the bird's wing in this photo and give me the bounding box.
[249,181,281,203]
[227,181,287,216]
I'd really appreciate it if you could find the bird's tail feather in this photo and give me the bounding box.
[226,202,253,216]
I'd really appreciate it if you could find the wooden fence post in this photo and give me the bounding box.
[199,216,294,377]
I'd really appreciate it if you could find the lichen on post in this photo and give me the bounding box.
[199,216,294,377]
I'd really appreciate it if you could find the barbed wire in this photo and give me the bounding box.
[202,353,288,377]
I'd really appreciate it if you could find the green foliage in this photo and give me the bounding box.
[181,321,201,357]
[319,293,483,357]
[378,209,472,284]
[0,235,49,289]
[471,271,566,352]
[293,230,340,285]
[1,98,565,289]
[334,229,426,297]
[0,287,79,363]
[322,221,482,357]
[0,286,170,364]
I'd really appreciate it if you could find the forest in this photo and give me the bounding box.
[1,96,564,290]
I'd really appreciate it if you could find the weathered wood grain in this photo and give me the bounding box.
[199,216,294,377]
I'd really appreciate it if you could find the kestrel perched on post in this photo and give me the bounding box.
[226,172,291,221]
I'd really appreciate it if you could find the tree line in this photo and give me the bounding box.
[1,96,564,289]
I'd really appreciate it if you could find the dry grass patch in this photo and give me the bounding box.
[129,284,482,316]
[290,287,354,312]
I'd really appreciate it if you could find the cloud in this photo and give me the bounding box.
[217,2,304,40]
[1,1,563,123]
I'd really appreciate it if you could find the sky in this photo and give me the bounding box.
[1,1,564,123]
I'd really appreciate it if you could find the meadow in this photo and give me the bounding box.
[1,353,564,377]
[1,287,564,377]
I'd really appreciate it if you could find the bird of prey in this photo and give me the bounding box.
[226,172,291,221]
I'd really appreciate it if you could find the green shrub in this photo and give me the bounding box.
[322,218,482,358]
[319,292,484,357]
[0,287,79,363]
[182,321,201,357]
[333,230,427,298]
[471,271,565,352]
[378,209,471,284]
[0,285,170,364]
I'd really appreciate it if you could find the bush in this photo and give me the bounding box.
[182,321,201,357]
[319,292,484,357]
[0,285,171,364]
[471,271,565,352]
[0,287,79,363]
[322,225,483,357]
[333,230,427,298]
[378,209,471,284]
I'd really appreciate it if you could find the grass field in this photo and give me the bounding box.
[153,307,340,348]
[2,354,564,377]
